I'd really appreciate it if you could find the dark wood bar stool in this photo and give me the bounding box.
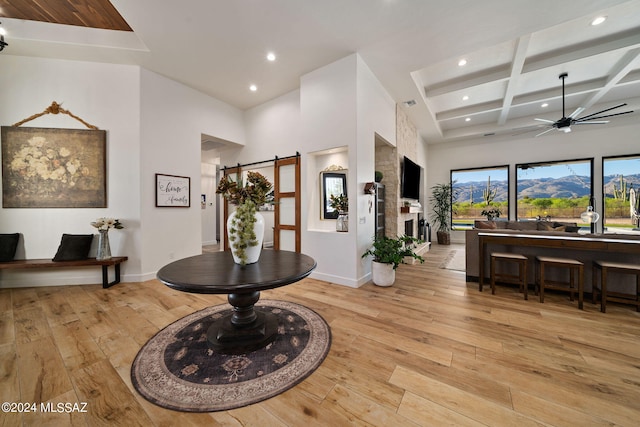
[536,256,584,309]
[489,252,528,299]
[592,260,640,313]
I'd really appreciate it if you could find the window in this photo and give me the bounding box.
[603,154,640,233]
[451,166,509,230]
[516,158,592,225]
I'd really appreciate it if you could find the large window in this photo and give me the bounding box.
[451,166,509,230]
[516,158,592,225]
[603,154,640,233]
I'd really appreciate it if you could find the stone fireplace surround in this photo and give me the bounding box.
[375,105,429,257]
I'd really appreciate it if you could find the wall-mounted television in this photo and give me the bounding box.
[401,156,421,200]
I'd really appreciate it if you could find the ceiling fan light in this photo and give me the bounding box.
[563,127,572,133]
[591,16,607,26]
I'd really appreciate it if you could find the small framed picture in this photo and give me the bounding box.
[155,173,190,207]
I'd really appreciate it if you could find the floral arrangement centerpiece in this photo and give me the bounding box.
[90,217,124,230]
[480,207,501,221]
[216,171,272,265]
[90,217,124,260]
[329,193,348,212]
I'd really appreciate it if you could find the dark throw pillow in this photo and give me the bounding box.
[52,234,94,262]
[0,233,20,262]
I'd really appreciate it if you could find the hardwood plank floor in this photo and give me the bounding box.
[2,244,640,426]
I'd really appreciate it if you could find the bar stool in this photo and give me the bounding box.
[535,256,584,309]
[489,252,528,299]
[592,260,640,313]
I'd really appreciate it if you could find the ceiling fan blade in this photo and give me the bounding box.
[576,103,627,121]
[534,118,555,123]
[535,128,555,137]
[573,121,609,124]
[575,110,634,122]
[569,107,585,119]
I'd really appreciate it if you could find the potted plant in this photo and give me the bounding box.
[329,193,348,232]
[362,235,424,286]
[481,207,501,221]
[216,171,272,264]
[430,182,459,245]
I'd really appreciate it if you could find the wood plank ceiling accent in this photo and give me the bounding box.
[0,0,132,31]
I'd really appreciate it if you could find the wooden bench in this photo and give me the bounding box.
[0,256,128,288]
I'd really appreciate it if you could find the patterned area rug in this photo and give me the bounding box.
[131,300,331,412]
[440,249,466,271]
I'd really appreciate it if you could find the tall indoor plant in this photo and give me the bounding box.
[430,182,458,245]
[362,235,424,286]
[216,171,272,265]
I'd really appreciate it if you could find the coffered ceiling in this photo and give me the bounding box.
[1,0,639,144]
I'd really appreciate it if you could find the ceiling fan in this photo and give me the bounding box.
[534,73,634,137]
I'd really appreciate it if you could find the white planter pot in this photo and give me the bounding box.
[227,210,265,265]
[371,260,396,287]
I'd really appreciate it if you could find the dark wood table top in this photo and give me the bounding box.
[157,249,316,294]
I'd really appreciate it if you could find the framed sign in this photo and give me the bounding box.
[156,173,190,207]
[1,126,107,208]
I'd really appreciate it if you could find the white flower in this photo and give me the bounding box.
[90,217,124,230]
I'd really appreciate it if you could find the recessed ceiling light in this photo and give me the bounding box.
[541,103,549,108]
[462,95,469,101]
[591,16,607,26]
[249,84,257,92]
[266,52,276,61]
[465,117,471,122]
[458,59,467,67]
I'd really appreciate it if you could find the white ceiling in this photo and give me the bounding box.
[2,0,639,144]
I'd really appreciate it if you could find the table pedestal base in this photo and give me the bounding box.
[206,291,278,353]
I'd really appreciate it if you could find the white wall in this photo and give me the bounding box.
[427,121,640,243]
[138,69,245,278]
[238,54,396,287]
[0,53,396,288]
[0,56,246,287]
[355,55,397,285]
[0,56,141,287]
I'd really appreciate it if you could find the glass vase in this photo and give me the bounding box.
[96,229,112,260]
[336,211,348,232]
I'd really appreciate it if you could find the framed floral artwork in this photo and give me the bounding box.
[1,126,107,208]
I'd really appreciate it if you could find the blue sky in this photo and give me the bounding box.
[452,168,508,184]
[603,157,640,177]
[452,157,640,183]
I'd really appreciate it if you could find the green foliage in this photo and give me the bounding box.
[482,176,497,206]
[430,182,459,232]
[362,235,425,270]
[228,200,259,265]
[329,193,348,212]
[480,207,501,220]
[613,175,628,201]
[216,171,272,206]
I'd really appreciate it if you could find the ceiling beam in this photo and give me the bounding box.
[578,47,640,110]
[498,35,531,125]
[424,66,510,97]
[523,28,640,74]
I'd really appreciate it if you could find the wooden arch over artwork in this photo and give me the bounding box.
[221,153,301,252]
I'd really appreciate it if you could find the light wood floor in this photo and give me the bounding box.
[2,244,640,426]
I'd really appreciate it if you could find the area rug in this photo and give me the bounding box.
[131,300,331,412]
[440,249,466,272]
